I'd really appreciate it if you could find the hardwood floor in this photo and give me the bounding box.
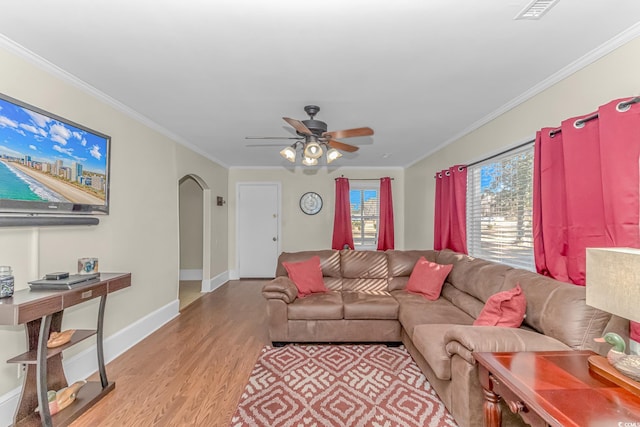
[179,280,203,311]
[72,280,270,426]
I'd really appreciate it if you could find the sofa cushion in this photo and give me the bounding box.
[393,290,474,337]
[341,250,389,292]
[503,268,613,350]
[276,250,341,279]
[440,283,486,319]
[343,291,399,320]
[283,256,328,298]
[474,284,526,327]
[387,250,438,291]
[436,250,513,302]
[288,291,343,320]
[388,276,410,292]
[406,257,453,300]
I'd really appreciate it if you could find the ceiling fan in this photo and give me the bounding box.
[246,105,374,165]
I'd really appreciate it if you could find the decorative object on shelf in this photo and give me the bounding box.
[47,329,76,348]
[299,192,323,215]
[45,272,69,280]
[0,265,14,298]
[35,380,87,415]
[78,257,99,274]
[246,105,373,166]
[595,333,640,381]
[586,247,640,395]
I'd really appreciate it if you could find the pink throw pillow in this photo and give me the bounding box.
[406,257,453,301]
[474,284,526,327]
[282,256,328,298]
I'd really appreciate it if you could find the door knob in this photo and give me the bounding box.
[272,237,277,241]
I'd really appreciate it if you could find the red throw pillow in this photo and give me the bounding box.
[474,284,526,327]
[282,256,328,298]
[406,257,453,301]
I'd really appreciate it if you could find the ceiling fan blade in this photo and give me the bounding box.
[245,136,301,140]
[328,139,359,153]
[324,127,373,139]
[246,143,291,147]
[283,117,312,135]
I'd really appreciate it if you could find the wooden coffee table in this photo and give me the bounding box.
[474,350,640,427]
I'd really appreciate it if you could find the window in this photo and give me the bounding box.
[350,185,379,249]
[466,146,534,270]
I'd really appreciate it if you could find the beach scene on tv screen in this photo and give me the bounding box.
[0,97,108,206]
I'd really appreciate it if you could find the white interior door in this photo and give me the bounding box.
[237,182,280,277]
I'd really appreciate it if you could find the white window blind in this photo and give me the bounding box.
[350,186,379,250]
[466,146,535,270]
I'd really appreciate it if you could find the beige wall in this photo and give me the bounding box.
[0,46,227,397]
[175,143,229,278]
[179,177,204,270]
[228,167,405,275]
[405,36,640,250]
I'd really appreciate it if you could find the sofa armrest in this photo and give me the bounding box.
[262,276,298,303]
[412,324,572,381]
[444,325,572,365]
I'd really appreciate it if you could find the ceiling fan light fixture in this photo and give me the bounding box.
[280,145,297,162]
[302,156,318,166]
[252,105,371,166]
[303,141,323,159]
[326,148,342,164]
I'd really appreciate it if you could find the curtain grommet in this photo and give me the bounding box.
[617,101,632,113]
[573,120,585,129]
[445,171,451,177]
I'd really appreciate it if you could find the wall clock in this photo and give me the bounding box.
[300,192,323,215]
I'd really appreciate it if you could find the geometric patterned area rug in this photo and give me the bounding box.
[230,345,459,427]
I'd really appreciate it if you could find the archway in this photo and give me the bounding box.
[178,174,211,310]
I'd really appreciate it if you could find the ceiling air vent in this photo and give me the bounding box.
[515,0,560,20]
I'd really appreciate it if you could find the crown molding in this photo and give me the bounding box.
[229,165,405,172]
[0,34,229,169]
[406,22,640,169]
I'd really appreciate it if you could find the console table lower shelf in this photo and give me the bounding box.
[15,382,115,427]
[0,273,131,427]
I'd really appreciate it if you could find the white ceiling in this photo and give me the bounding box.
[1,1,639,168]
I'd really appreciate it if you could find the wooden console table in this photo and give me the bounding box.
[0,273,131,427]
[474,350,640,427]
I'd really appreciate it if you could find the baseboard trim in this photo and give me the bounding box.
[202,270,228,292]
[0,299,179,427]
[179,269,203,281]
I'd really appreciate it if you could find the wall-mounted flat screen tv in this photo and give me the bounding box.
[0,93,110,215]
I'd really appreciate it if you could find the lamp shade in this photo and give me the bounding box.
[279,139,343,166]
[586,247,640,323]
[280,145,296,162]
[301,156,318,166]
[303,141,323,159]
[326,148,342,163]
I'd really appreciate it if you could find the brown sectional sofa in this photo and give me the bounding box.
[262,249,629,427]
